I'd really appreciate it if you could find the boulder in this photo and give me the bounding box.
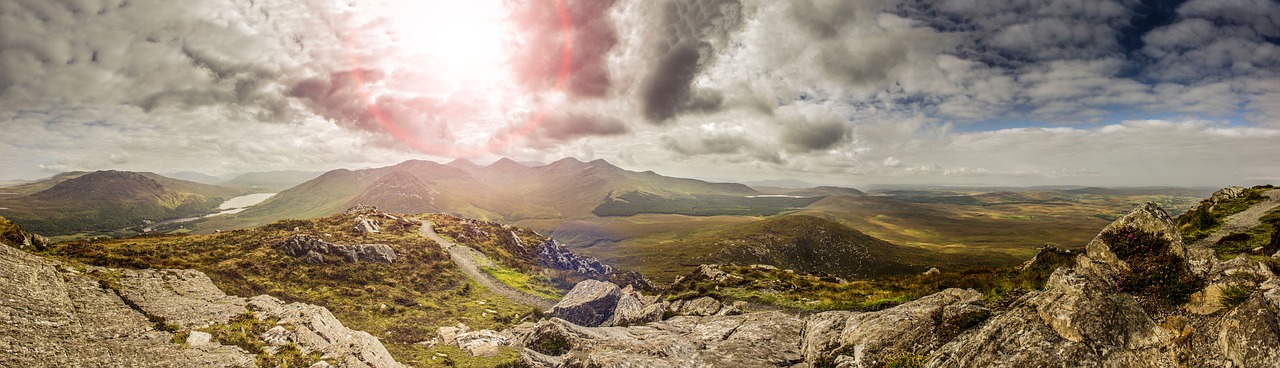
[1218,291,1280,367]
[537,240,614,278]
[547,280,621,327]
[355,216,381,234]
[114,268,248,329]
[248,295,404,368]
[607,294,664,327]
[679,296,723,316]
[185,331,213,347]
[455,330,508,357]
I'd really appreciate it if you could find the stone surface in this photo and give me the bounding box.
[455,330,508,357]
[514,311,805,367]
[678,296,723,317]
[115,268,248,329]
[547,280,622,327]
[248,295,405,368]
[185,331,213,346]
[0,242,255,367]
[276,234,397,264]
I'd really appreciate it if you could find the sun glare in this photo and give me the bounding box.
[389,0,510,89]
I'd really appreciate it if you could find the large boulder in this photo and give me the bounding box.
[247,295,404,368]
[547,280,621,327]
[803,288,986,367]
[537,240,614,278]
[605,293,663,327]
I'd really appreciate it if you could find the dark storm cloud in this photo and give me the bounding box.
[510,0,620,98]
[639,0,744,123]
[536,112,630,141]
[779,109,851,152]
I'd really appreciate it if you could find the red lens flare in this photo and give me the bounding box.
[343,0,574,157]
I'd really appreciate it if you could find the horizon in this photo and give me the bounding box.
[2,0,1278,187]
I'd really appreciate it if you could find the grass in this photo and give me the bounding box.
[39,210,536,367]
[484,264,564,301]
[1176,186,1273,244]
[665,247,1076,312]
[884,352,927,368]
[1219,284,1255,309]
[592,192,822,217]
[1210,207,1280,259]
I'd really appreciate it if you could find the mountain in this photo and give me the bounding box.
[0,171,243,235]
[0,171,89,195]
[219,170,323,191]
[689,215,927,279]
[742,178,821,189]
[227,158,761,228]
[786,186,866,197]
[347,170,440,214]
[161,171,228,184]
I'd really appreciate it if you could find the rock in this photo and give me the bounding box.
[537,239,614,278]
[1080,202,1187,281]
[185,331,213,346]
[0,242,256,367]
[247,295,405,368]
[437,323,471,344]
[607,294,663,327]
[276,234,397,264]
[1218,292,1280,367]
[679,296,723,316]
[455,330,508,357]
[303,250,324,265]
[808,288,984,367]
[114,268,247,329]
[514,311,804,367]
[262,325,292,346]
[547,280,621,327]
[698,264,730,282]
[923,267,941,276]
[355,216,381,234]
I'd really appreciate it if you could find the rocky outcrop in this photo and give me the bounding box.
[276,234,397,264]
[247,295,403,367]
[547,280,622,327]
[0,236,404,368]
[355,216,381,234]
[538,239,614,278]
[0,242,254,367]
[512,311,805,367]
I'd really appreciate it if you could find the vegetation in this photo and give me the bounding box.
[0,171,243,236]
[1219,284,1255,309]
[1209,208,1280,259]
[666,247,1076,312]
[883,352,927,368]
[1102,226,1204,310]
[426,213,584,292]
[40,209,533,367]
[1176,185,1273,243]
[201,313,328,367]
[592,191,822,217]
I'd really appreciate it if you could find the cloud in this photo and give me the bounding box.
[510,0,621,98]
[637,0,744,123]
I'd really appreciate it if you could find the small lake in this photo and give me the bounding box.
[143,192,276,232]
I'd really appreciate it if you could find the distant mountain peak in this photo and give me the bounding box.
[487,157,528,170]
[446,158,480,169]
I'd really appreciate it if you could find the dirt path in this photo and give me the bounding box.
[1191,189,1280,248]
[419,221,555,310]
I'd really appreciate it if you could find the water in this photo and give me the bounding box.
[143,193,275,232]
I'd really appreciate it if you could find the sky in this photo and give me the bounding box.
[1,0,1278,187]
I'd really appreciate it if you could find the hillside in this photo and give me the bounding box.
[219,170,323,191]
[690,215,927,279]
[0,171,243,236]
[216,158,763,230]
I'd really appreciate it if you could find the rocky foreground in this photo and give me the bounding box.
[0,238,402,367]
[502,200,1280,367]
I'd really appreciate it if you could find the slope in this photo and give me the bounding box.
[0,171,243,236]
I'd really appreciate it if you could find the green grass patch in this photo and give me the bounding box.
[484,264,564,301]
[592,191,822,217]
[1211,207,1280,259]
[884,352,927,368]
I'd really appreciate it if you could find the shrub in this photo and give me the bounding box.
[1103,226,1203,309]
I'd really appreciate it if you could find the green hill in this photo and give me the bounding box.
[0,171,242,236]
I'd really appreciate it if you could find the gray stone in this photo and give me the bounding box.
[185,331,212,346]
[276,234,397,264]
[248,295,405,368]
[679,296,722,316]
[547,280,622,327]
[455,330,508,357]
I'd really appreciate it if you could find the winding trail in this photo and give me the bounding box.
[1191,189,1280,248]
[419,220,556,310]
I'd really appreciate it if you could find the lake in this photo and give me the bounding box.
[143,192,276,232]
